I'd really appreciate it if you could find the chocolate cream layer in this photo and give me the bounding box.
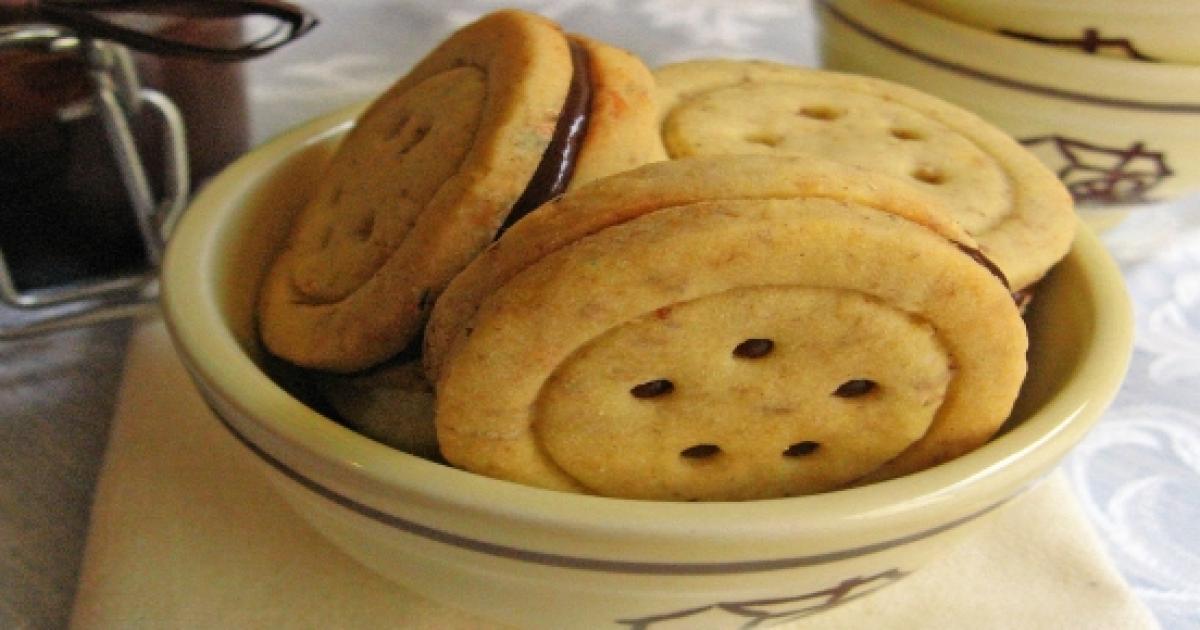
[956,243,1011,291]
[497,39,593,236]
[953,242,1037,307]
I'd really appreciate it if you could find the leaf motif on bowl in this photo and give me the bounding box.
[1020,135,1173,204]
[616,568,907,629]
[1000,28,1158,62]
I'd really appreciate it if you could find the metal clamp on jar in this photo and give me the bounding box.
[1,25,187,337]
[0,0,316,339]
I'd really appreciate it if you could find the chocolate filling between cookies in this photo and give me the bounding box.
[955,241,1032,307]
[954,242,1033,307]
[497,40,593,237]
[955,243,1010,291]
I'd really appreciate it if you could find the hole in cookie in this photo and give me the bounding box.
[384,116,430,156]
[745,132,783,148]
[783,441,821,457]
[891,128,923,141]
[351,212,375,241]
[733,338,774,359]
[833,379,877,398]
[911,166,946,185]
[631,379,674,398]
[680,444,721,459]
[385,115,411,139]
[798,105,842,120]
[399,124,431,156]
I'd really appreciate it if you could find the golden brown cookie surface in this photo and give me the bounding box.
[432,157,1027,500]
[536,283,950,499]
[654,59,1075,292]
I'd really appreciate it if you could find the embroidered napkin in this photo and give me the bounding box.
[70,320,1158,629]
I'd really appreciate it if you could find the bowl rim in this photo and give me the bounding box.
[907,0,1200,19]
[821,0,1200,111]
[161,106,1134,540]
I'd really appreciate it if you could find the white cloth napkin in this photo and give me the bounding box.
[70,320,1159,630]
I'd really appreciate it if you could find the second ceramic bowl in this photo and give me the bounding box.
[906,0,1200,64]
[819,0,1200,228]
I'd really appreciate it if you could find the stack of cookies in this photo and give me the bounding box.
[255,10,1075,501]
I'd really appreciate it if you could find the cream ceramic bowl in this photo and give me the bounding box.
[818,0,1200,229]
[906,0,1200,64]
[160,105,1133,630]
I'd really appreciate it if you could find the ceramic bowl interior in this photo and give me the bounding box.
[159,104,1134,628]
[819,0,1200,221]
[905,0,1200,64]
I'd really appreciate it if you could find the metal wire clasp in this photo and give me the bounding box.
[0,26,189,338]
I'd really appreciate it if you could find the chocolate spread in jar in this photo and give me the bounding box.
[0,19,249,291]
[0,45,146,290]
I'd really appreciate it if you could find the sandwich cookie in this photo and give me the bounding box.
[257,9,663,372]
[430,156,1027,500]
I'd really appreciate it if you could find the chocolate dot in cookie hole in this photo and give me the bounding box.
[891,128,923,141]
[783,441,821,457]
[745,132,783,147]
[630,378,674,398]
[833,379,877,398]
[911,166,946,185]
[798,105,842,120]
[680,443,722,459]
[733,338,774,358]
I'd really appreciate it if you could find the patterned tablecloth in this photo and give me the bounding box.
[0,1,1196,628]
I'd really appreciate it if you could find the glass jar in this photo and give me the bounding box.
[0,19,248,293]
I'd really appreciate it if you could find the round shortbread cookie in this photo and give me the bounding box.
[257,11,662,372]
[423,154,980,382]
[433,158,1027,500]
[653,59,1075,292]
